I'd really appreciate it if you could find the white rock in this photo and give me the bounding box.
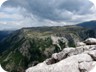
[52,48,75,60]
[79,62,96,72]
[26,42,96,72]
[89,62,96,72]
[0,65,7,72]
[88,50,96,60]
[76,42,86,47]
[52,53,58,60]
[85,38,96,45]
[26,54,93,72]
[51,36,68,50]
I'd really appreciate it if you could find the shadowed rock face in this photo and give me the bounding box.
[26,38,96,72]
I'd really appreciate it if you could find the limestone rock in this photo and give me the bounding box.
[84,38,96,45]
[26,53,94,72]
[79,62,96,72]
[88,50,96,61]
[51,36,68,50]
[26,38,96,72]
[89,63,96,72]
[76,42,86,47]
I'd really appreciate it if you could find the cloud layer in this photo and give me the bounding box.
[0,0,96,30]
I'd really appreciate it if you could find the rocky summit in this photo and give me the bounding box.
[26,38,96,72]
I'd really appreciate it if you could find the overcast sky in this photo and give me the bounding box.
[0,0,96,30]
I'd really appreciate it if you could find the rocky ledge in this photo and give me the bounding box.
[26,38,96,72]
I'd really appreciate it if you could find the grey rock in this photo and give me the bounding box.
[26,53,93,72]
[26,39,96,72]
[79,62,96,72]
[88,50,96,61]
[84,38,96,45]
[76,42,86,47]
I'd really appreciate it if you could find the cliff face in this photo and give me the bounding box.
[0,26,96,72]
[26,38,96,72]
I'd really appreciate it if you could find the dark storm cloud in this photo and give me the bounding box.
[2,0,94,21]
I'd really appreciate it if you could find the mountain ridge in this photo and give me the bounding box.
[77,20,96,29]
[0,23,96,72]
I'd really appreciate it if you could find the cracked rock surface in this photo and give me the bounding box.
[26,38,96,72]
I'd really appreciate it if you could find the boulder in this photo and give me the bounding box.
[52,48,75,61]
[84,38,96,45]
[76,42,86,47]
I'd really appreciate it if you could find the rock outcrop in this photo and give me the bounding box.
[51,36,68,50]
[76,42,86,47]
[26,38,96,72]
[84,38,96,45]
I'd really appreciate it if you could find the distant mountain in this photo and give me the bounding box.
[0,25,96,72]
[0,30,14,41]
[77,20,96,29]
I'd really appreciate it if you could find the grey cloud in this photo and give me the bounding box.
[58,0,93,14]
[2,0,94,22]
